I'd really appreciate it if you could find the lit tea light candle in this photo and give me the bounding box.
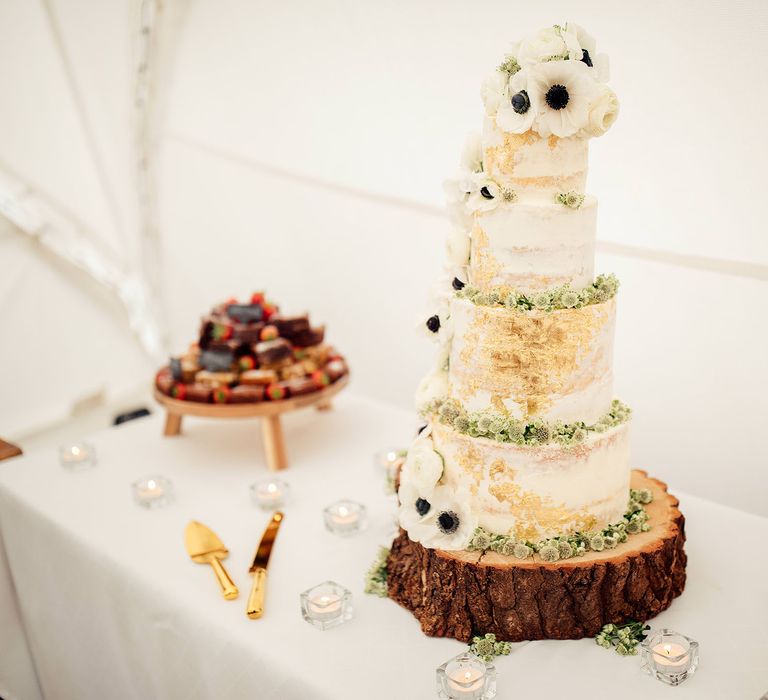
[437,652,496,700]
[250,479,289,510]
[323,500,367,536]
[308,593,342,621]
[447,667,484,697]
[652,642,690,671]
[640,629,699,686]
[132,475,173,509]
[300,581,353,631]
[59,442,97,469]
[373,448,401,472]
[374,448,405,495]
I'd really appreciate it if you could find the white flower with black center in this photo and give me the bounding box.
[496,69,540,134]
[443,168,477,229]
[529,60,599,138]
[466,175,501,213]
[417,486,477,551]
[561,23,596,62]
[560,23,610,82]
[516,26,567,67]
[401,433,444,494]
[397,480,437,539]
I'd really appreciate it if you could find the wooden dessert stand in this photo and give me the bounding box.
[387,470,686,642]
[153,374,349,471]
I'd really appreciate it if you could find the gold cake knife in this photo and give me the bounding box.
[247,511,284,619]
[184,520,239,600]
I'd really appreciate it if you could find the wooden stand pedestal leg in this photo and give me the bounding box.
[261,415,287,471]
[164,411,183,436]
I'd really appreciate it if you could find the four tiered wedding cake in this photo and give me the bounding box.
[387,24,686,642]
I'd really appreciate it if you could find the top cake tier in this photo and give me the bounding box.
[444,24,618,292]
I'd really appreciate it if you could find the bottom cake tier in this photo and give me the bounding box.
[386,470,686,642]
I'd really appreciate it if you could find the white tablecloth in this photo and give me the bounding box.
[1,393,766,700]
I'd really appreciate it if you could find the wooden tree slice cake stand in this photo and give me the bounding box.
[387,470,686,642]
[153,374,349,471]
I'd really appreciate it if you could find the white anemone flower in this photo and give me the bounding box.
[397,480,437,535]
[561,23,609,82]
[561,23,596,61]
[405,485,478,551]
[516,26,567,67]
[443,168,478,229]
[480,70,508,116]
[460,132,484,173]
[401,434,444,495]
[446,226,471,267]
[529,60,599,138]
[466,174,501,213]
[496,68,540,134]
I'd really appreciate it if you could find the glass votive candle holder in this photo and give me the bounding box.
[323,499,367,536]
[436,652,497,699]
[250,478,290,510]
[132,475,174,509]
[59,442,97,470]
[640,629,699,686]
[373,448,404,495]
[300,581,353,631]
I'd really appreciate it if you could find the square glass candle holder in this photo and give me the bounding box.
[436,652,497,700]
[640,629,699,686]
[300,581,353,631]
[59,442,97,470]
[250,478,290,510]
[132,475,174,509]
[323,499,367,536]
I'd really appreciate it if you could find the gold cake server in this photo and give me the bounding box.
[246,511,284,619]
[184,520,239,600]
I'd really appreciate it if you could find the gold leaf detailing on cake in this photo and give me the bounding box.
[458,300,614,419]
[469,223,502,291]
[547,135,559,150]
[490,395,509,416]
[454,441,484,486]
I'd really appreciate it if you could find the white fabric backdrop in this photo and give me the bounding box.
[0,0,766,514]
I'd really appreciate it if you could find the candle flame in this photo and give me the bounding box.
[72,446,80,456]
[663,644,672,656]
[464,671,472,681]
[147,479,157,489]
[338,506,349,517]
[267,483,278,493]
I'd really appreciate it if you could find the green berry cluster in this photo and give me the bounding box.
[457,273,619,313]
[429,397,630,447]
[466,488,653,561]
[469,633,512,663]
[363,547,390,598]
[595,621,650,656]
[498,55,521,75]
[556,191,586,208]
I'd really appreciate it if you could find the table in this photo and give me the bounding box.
[1,393,766,700]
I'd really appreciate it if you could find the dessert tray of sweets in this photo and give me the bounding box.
[154,291,349,470]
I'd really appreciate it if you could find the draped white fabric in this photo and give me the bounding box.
[1,395,767,699]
